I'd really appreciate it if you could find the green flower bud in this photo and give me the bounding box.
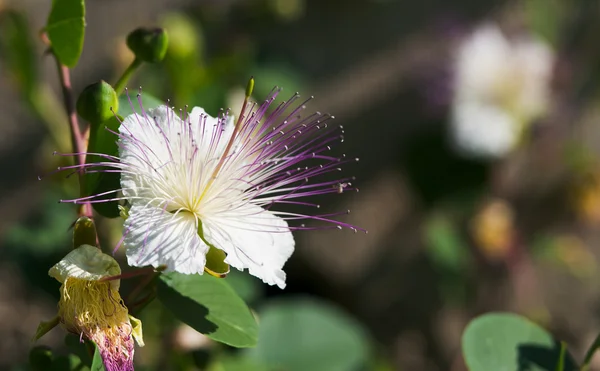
[126,27,169,63]
[76,81,118,125]
[73,216,98,249]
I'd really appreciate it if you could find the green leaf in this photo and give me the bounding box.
[157,272,258,348]
[213,354,268,371]
[33,316,59,341]
[46,0,85,67]
[247,297,370,371]
[225,270,263,304]
[90,343,105,371]
[462,313,578,371]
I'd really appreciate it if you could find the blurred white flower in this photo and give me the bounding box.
[451,23,554,158]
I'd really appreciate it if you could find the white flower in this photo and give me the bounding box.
[451,23,554,158]
[66,88,361,289]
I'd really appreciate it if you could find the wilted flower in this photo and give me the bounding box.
[451,23,554,158]
[47,244,144,371]
[62,83,363,289]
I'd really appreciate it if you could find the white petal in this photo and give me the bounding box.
[119,106,182,200]
[187,106,235,157]
[124,205,209,274]
[451,101,519,159]
[455,24,512,99]
[119,105,236,205]
[201,204,295,289]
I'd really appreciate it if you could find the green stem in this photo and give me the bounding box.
[114,57,142,95]
[582,331,600,370]
[555,341,566,371]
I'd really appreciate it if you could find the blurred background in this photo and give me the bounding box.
[3,0,600,370]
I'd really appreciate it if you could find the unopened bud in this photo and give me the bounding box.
[126,27,168,63]
[73,216,98,249]
[76,81,118,125]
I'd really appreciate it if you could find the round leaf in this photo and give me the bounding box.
[157,272,258,348]
[462,313,577,371]
[247,297,370,371]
